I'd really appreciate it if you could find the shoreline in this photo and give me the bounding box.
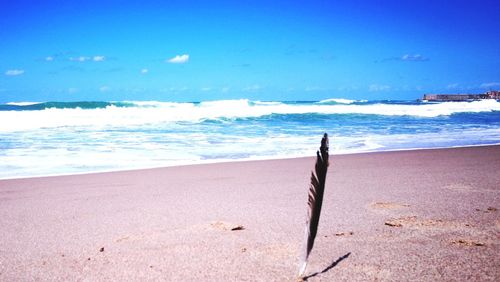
[1,145,499,280]
[2,143,500,181]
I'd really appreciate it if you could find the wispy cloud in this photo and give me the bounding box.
[99,86,111,92]
[167,54,189,64]
[379,54,429,63]
[221,86,231,93]
[201,87,212,91]
[69,55,106,62]
[141,68,149,74]
[446,83,460,89]
[243,84,261,92]
[480,82,500,89]
[5,69,25,76]
[68,88,79,94]
[41,53,63,62]
[400,54,429,62]
[70,56,90,62]
[369,84,391,92]
[93,56,105,62]
[43,51,80,62]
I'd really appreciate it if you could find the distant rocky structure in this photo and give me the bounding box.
[423,90,500,101]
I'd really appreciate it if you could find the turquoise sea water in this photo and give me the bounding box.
[1,98,499,179]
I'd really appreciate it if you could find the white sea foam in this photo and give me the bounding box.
[6,101,43,106]
[121,100,193,108]
[252,100,284,106]
[0,99,499,132]
[317,98,362,104]
[2,98,499,179]
[1,125,499,180]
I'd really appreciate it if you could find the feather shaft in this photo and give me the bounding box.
[298,133,329,277]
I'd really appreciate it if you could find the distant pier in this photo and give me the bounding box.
[423,90,500,101]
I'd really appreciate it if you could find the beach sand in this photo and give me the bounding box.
[0,146,499,281]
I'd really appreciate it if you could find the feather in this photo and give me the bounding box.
[298,133,329,277]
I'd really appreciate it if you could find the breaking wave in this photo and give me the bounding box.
[1,99,499,131]
[1,98,499,179]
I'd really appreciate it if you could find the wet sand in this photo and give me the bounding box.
[0,145,499,281]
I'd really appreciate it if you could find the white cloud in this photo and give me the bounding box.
[99,86,111,92]
[5,69,25,76]
[369,84,391,92]
[167,54,189,64]
[221,86,230,93]
[69,55,105,62]
[400,54,429,61]
[93,56,105,62]
[68,88,79,94]
[480,82,500,89]
[201,87,211,91]
[380,54,429,63]
[45,56,54,61]
[70,56,90,62]
[243,84,261,92]
[141,68,149,74]
[446,83,460,89]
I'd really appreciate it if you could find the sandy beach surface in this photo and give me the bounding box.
[1,145,499,281]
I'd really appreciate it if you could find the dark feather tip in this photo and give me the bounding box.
[321,133,329,151]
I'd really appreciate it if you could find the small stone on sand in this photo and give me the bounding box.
[451,239,485,247]
[231,225,245,231]
[335,231,354,236]
[385,221,403,227]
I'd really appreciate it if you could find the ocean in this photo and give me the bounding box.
[1,98,499,179]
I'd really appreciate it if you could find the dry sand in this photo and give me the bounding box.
[0,146,499,281]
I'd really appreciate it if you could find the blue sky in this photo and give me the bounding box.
[1,0,499,102]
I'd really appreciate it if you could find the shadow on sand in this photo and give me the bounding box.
[302,252,351,281]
